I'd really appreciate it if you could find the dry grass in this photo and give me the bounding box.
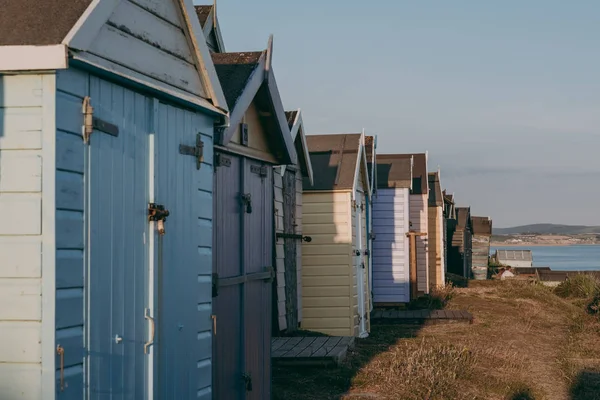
[273,280,600,400]
[555,274,600,299]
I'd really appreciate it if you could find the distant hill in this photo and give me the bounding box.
[493,224,600,235]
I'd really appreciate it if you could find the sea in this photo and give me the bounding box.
[490,245,600,271]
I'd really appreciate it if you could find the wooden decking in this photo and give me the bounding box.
[272,336,355,366]
[371,309,473,324]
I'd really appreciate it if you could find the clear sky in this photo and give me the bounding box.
[197,0,600,228]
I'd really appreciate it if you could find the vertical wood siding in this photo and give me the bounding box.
[372,188,410,303]
[301,192,353,336]
[427,206,445,287]
[0,74,47,398]
[409,194,429,293]
[295,174,303,323]
[273,168,286,330]
[472,235,491,277]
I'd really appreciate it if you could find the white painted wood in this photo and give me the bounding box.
[71,52,223,115]
[40,74,57,398]
[0,45,67,71]
[0,108,43,149]
[0,194,42,234]
[372,188,410,303]
[108,0,194,63]
[0,364,42,399]
[62,0,121,51]
[0,279,41,320]
[130,0,181,26]
[0,151,42,192]
[88,24,205,97]
[0,322,41,362]
[0,75,43,107]
[0,237,42,278]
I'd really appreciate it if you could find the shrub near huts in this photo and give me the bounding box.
[555,274,600,299]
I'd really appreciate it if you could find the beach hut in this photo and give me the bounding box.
[494,249,533,269]
[452,207,473,277]
[301,133,371,337]
[443,191,456,276]
[364,135,377,307]
[428,172,446,288]
[273,110,314,332]
[194,4,226,53]
[372,155,414,303]
[0,0,227,397]
[209,38,296,398]
[391,154,430,294]
[471,217,493,279]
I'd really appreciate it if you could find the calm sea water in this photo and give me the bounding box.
[490,245,600,271]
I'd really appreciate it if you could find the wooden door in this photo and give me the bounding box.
[87,79,151,399]
[213,153,273,400]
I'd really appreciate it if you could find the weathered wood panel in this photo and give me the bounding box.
[0,364,42,399]
[0,279,41,320]
[0,194,42,234]
[0,322,41,362]
[0,151,41,192]
[428,205,445,288]
[410,194,429,293]
[88,24,205,97]
[0,237,42,278]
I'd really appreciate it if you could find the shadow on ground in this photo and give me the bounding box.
[272,323,426,400]
[569,369,600,400]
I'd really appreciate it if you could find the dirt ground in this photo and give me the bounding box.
[272,281,600,400]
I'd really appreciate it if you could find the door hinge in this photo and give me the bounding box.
[250,164,268,177]
[179,133,204,170]
[82,96,120,144]
[242,373,253,392]
[212,272,219,297]
[215,153,231,168]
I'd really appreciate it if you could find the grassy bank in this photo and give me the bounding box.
[273,280,600,400]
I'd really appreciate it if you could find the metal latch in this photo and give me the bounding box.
[148,203,170,235]
[212,273,219,297]
[241,193,252,214]
[179,133,204,170]
[242,373,253,392]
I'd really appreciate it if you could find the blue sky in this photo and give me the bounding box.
[197,0,600,227]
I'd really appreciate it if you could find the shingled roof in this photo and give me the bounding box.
[376,155,413,189]
[379,153,427,194]
[211,52,263,109]
[304,134,362,191]
[471,216,493,235]
[428,172,443,207]
[0,0,92,45]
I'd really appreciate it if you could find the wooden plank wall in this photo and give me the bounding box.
[427,205,446,288]
[273,168,286,331]
[301,192,353,336]
[54,69,88,397]
[0,74,46,398]
[295,173,303,323]
[410,194,429,293]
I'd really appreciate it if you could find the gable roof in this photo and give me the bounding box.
[304,133,370,196]
[428,172,443,207]
[376,154,413,189]
[194,4,226,53]
[456,207,471,230]
[365,135,377,195]
[471,216,493,235]
[282,110,314,186]
[382,153,428,194]
[0,0,228,115]
[209,37,296,165]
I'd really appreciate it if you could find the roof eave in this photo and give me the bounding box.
[0,45,68,71]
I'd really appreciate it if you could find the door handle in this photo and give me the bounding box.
[144,308,155,354]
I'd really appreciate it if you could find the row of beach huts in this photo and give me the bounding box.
[0,1,492,399]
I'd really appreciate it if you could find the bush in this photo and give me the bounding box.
[555,274,600,299]
[587,294,600,315]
